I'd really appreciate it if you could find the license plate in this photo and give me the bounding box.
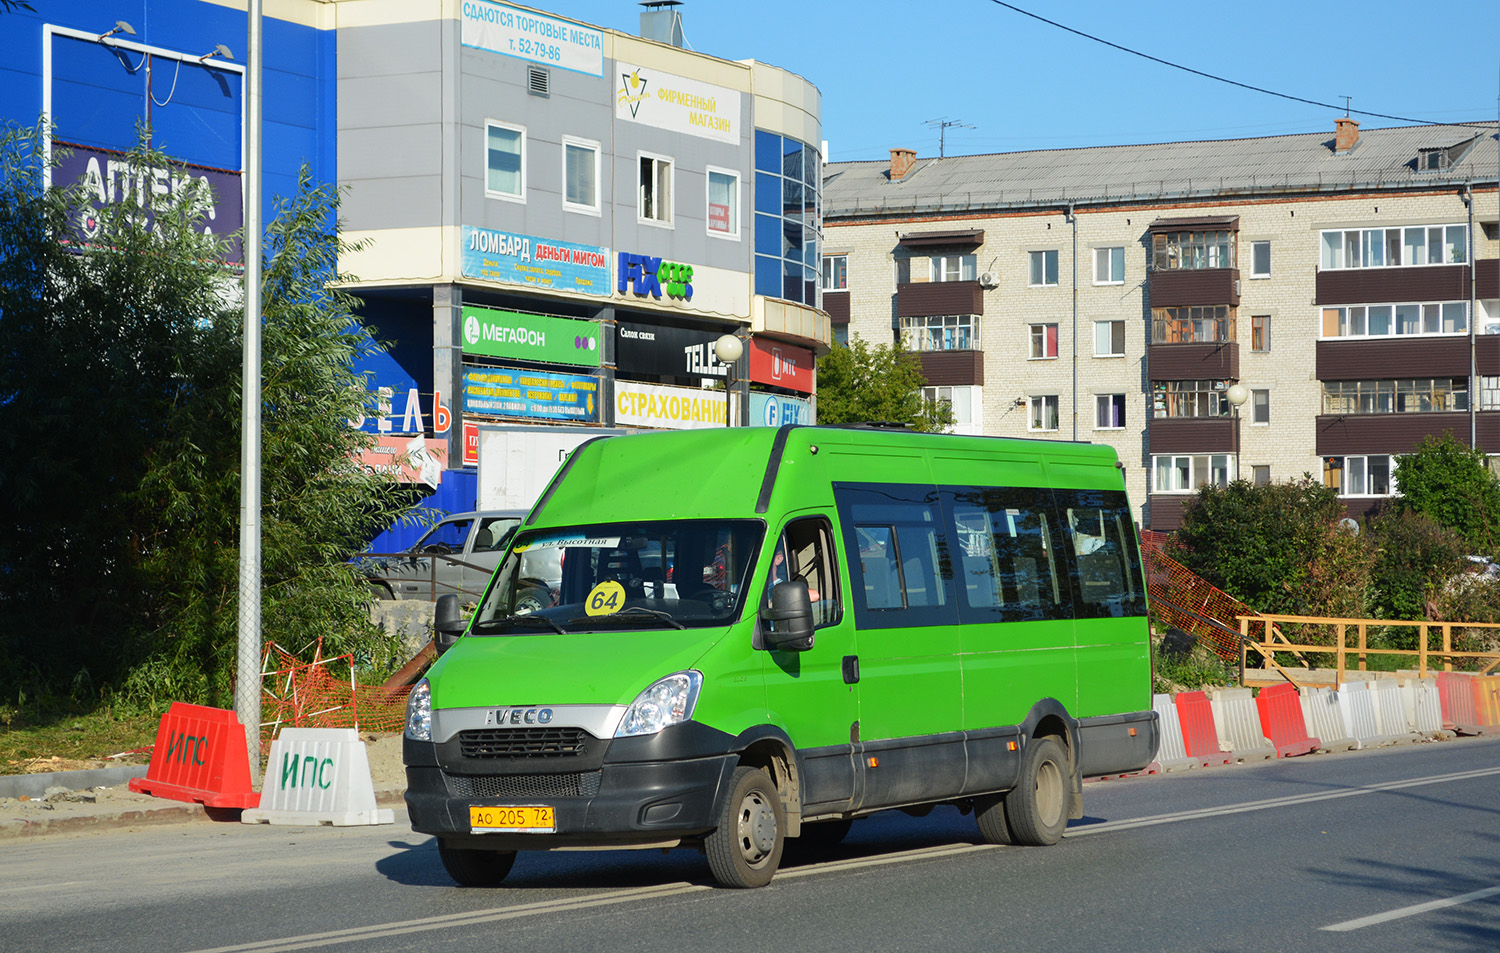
[469,805,555,833]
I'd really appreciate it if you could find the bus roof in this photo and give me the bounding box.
[525,426,1126,529]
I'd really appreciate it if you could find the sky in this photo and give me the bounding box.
[549,0,1500,164]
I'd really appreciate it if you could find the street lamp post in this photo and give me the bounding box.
[1226,382,1250,482]
[714,333,744,427]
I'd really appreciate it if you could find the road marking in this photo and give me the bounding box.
[177,764,1500,953]
[1321,885,1500,932]
[1066,765,1500,836]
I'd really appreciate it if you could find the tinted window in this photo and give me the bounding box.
[945,487,1069,623]
[833,483,958,629]
[1063,490,1146,619]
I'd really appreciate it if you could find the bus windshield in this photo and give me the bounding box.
[472,519,764,633]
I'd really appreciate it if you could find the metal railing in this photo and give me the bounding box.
[1238,613,1500,688]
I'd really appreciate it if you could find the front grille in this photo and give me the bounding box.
[458,727,590,759]
[447,771,601,799]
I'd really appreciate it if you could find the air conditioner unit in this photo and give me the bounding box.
[978,271,999,289]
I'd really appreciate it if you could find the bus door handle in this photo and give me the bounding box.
[842,655,860,685]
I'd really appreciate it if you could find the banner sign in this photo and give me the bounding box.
[54,142,243,263]
[462,420,480,467]
[461,306,602,367]
[461,226,611,297]
[614,380,726,430]
[615,62,740,145]
[464,366,601,423]
[749,392,814,427]
[617,321,732,380]
[358,435,448,486]
[748,338,815,394]
[460,0,604,76]
[351,387,453,435]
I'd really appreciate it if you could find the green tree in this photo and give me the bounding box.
[1393,432,1500,555]
[815,338,955,432]
[1170,476,1369,617]
[1365,510,1467,622]
[0,125,413,706]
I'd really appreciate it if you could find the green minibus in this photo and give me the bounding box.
[403,424,1157,888]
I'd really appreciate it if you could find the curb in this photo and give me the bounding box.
[0,788,406,840]
[0,765,149,800]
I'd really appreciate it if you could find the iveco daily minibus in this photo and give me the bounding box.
[403,425,1158,887]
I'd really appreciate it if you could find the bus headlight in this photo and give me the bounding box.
[405,678,432,741]
[615,671,703,738]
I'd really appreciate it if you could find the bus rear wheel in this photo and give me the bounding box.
[1004,736,1069,846]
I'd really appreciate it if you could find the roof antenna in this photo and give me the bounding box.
[1341,95,1351,117]
[924,117,975,159]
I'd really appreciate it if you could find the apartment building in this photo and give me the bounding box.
[822,121,1500,530]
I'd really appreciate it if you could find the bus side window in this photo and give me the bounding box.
[855,525,901,609]
[1066,494,1140,617]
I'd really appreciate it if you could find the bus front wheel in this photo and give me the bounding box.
[706,766,784,888]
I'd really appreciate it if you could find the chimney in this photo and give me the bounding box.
[1335,117,1360,153]
[890,148,916,181]
[639,1,685,47]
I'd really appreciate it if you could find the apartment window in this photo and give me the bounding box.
[1251,389,1270,424]
[1320,225,1467,269]
[1029,250,1059,287]
[1324,455,1396,497]
[1152,305,1235,344]
[1091,246,1125,285]
[637,153,673,225]
[1152,230,1235,271]
[1028,395,1059,432]
[1251,315,1270,352]
[1030,323,1059,359]
[902,314,979,352]
[822,254,848,290]
[922,385,975,426]
[1482,376,1500,410]
[1095,394,1126,430]
[1094,319,1125,357]
[1320,302,1467,338]
[1321,378,1469,414]
[706,167,739,238]
[562,136,600,213]
[485,121,525,200]
[1153,454,1235,493]
[1252,465,1270,486]
[931,254,977,282]
[1152,380,1232,418]
[1250,241,1271,278]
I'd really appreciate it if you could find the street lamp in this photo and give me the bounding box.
[1226,382,1249,482]
[714,333,744,427]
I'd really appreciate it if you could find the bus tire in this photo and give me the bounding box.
[706,766,784,888]
[1005,736,1069,846]
[973,794,1013,845]
[437,840,516,887]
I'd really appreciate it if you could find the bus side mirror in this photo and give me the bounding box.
[433,594,466,655]
[762,581,814,652]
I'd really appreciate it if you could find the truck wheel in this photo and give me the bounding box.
[1004,736,1069,846]
[706,766,784,888]
[437,839,516,887]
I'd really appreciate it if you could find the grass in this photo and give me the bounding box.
[0,705,161,774]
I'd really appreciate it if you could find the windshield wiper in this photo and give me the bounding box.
[569,607,687,630]
[470,614,567,635]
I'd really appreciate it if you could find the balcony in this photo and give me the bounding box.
[1147,416,1236,454]
[1316,264,1470,306]
[1315,337,1482,380]
[917,350,984,386]
[1149,268,1239,307]
[1148,342,1239,380]
[896,280,983,318]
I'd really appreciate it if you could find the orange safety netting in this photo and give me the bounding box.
[259,640,412,738]
[1140,530,1253,661]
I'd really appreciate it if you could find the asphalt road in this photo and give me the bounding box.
[3,736,1499,953]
